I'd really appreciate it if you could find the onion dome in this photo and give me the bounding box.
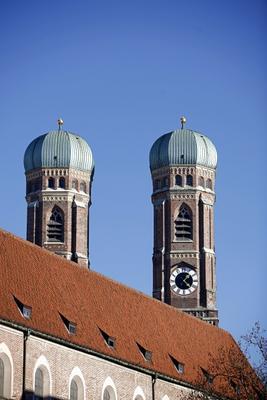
[24,129,94,173]
[149,127,217,171]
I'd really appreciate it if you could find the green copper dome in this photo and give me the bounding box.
[149,128,217,171]
[24,130,94,173]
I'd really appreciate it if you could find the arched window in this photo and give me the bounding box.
[199,176,204,187]
[70,380,78,400]
[0,358,4,397]
[35,368,44,399]
[59,177,65,189]
[79,181,86,192]
[206,178,212,190]
[48,177,55,189]
[47,207,64,242]
[72,179,78,190]
[175,175,182,186]
[175,204,192,240]
[103,386,116,400]
[186,175,193,186]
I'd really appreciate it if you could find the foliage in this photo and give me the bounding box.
[182,322,266,400]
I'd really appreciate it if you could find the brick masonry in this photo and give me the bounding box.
[151,165,218,325]
[0,324,195,399]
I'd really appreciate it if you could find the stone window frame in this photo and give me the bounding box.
[33,355,52,399]
[69,367,85,400]
[0,343,13,399]
[102,377,117,400]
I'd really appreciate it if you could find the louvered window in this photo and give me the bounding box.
[47,207,64,242]
[175,205,192,240]
[35,368,44,399]
[0,358,4,397]
[70,380,78,400]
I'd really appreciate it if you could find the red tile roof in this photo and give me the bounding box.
[0,229,259,398]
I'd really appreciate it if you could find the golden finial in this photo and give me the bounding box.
[180,116,186,129]
[57,118,64,130]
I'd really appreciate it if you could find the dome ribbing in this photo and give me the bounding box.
[24,130,94,173]
[149,129,217,171]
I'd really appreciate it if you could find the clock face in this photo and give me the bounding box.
[170,266,198,296]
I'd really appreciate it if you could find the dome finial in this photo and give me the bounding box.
[57,118,64,131]
[180,116,186,129]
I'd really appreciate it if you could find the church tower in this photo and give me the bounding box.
[24,120,94,268]
[149,118,218,325]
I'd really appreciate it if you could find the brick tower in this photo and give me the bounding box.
[24,120,94,267]
[149,117,218,325]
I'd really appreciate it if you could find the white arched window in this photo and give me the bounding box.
[0,343,13,399]
[102,377,117,400]
[162,396,170,400]
[33,356,51,399]
[133,385,146,399]
[69,367,85,400]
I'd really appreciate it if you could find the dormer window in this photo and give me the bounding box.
[201,367,214,384]
[14,296,32,319]
[137,342,152,362]
[60,313,77,335]
[99,328,116,349]
[170,355,184,374]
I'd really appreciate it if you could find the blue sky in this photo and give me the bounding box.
[0,0,266,344]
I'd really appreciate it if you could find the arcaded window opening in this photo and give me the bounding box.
[199,176,204,187]
[59,177,65,189]
[175,175,182,186]
[72,179,78,190]
[206,178,212,190]
[186,175,193,186]
[47,207,64,242]
[48,177,55,189]
[80,181,86,192]
[175,204,192,240]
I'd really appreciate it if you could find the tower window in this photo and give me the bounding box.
[175,175,182,186]
[206,178,212,190]
[186,175,193,186]
[80,181,86,192]
[199,176,204,187]
[48,177,55,189]
[175,204,192,240]
[59,177,65,189]
[162,177,168,188]
[72,179,78,190]
[47,207,64,242]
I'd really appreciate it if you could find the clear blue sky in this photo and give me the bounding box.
[0,0,266,343]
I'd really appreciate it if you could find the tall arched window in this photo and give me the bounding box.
[175,175,182,186]
[0,358,4,397]
[70,380,78,400]
[103,387,116,400]
[199,176,204,187]
[186,175,193,186]
[35,368,44,399]
[48,177,55,189]
[59,177,65,189]
[47,207,64,242]
[175,204,192,240]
